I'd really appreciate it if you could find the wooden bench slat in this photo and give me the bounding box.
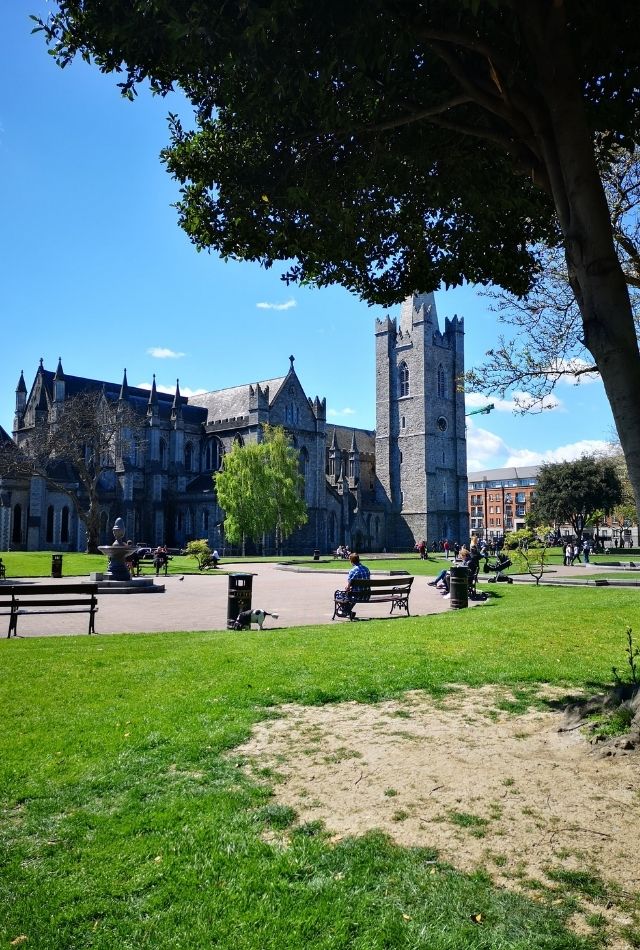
[5,583,99,638]
[333,576,414,620]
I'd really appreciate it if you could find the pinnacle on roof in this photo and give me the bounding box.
[119,368,129,400]
[148,374,158,405]
[329,428,338,450]
[349,430,358,453]
[16,371,27,394]
[172,378,182,409]
[54,357,65,381]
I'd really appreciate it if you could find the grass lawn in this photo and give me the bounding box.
[1,586,639,948]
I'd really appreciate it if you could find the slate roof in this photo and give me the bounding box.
[30,368,207,425]
[467,465,540,482]
[189,377,286,424]
[327,425,376,456]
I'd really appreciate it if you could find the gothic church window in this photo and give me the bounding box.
[399,362,410,397]
[46,505,54,544]
[159,438,167,469]
[203,438,224,471]
[61,506,69,543]
[437,364,446,398]
[12,504,22,544]
[184,442,193,472]
[299,447,309,498]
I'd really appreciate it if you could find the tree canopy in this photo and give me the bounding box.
[529,457,623,543]
[0,390,145,553]
[214,426,307,550]
[36,1,640,511]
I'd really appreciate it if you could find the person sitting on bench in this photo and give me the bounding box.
[334,553,370,619]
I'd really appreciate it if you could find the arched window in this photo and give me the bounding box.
[159,438,167,469]
[329,511,337,545]
[399,361,410,397]
[203,437,224,471]
[184,442,193,472]
[61,506,69,543]
[437,364,446,399]
[203,509,209,532]
[46,506,54,543]
[299,447,309,498]
[12,504,22,543]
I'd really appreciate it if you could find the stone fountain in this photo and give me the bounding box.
[91,517,164,593]
[98,517,133,581]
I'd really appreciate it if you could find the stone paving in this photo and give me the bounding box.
[2,560,480,638]
[3,557,630,639]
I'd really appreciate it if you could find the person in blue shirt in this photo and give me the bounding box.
[335,553,371,619]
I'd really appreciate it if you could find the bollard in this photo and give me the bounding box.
[51,554,63,578]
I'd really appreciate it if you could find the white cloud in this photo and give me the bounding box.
[465,390,561,413]
[504,439,612,467]
[328,407,357,418]
[136,381,207,398]
[466,424,510,472]
[256,298,297,311]
[549,358,600,385]
[147,347,186,359]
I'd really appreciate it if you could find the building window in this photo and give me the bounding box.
[437,364,445,398]
[46,506,54,543]
[61,506,69,543]
[12,504,22,544]
[203,510,209,532]
[159,438,167,469]
[399,362,410,397]
[401,416,406,429]
[204,437,224,471]
[399,451,403,464]
[184,442,193,472]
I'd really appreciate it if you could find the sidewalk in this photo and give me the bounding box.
[2,562,480,638]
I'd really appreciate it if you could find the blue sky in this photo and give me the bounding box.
[2,2,616,472]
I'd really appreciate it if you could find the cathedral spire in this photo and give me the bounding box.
[119,368,129,401]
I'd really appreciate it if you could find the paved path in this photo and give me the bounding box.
[2,562,479,638]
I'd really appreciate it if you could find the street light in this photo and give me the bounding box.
[465,403,495,418]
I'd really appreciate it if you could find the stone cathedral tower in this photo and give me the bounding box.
[375,292,469,549]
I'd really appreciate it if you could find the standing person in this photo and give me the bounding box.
[443,539,450,560]
[572,542,581,564]
[564,541,573,566]
[334,553,371,620]
[582,540,590,564]
[418,539,426,560]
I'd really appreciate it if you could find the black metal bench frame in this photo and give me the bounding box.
[333,576,414,620]
[0,583,99,638]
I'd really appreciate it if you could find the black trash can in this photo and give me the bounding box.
[313,549,320,561]
[51,554,63,578]
[227,573,254,629]
[449,565,468,609]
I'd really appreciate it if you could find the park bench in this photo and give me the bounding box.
[333,575,414,620]
[0,583,99,638]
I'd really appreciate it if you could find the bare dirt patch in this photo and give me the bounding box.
[237,687,640,939]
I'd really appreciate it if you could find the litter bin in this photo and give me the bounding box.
[449,564,468,610]
[313,549,320,561]
[227,573,254,629]
[51,554,63,579]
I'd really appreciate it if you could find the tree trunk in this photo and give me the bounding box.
[521,5,640,518]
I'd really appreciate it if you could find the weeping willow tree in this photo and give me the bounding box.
[214,426,307,554]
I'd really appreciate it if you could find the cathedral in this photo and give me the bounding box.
[0,293,469,554]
